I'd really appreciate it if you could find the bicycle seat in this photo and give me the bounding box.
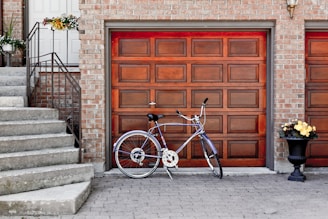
[147,113,164,122]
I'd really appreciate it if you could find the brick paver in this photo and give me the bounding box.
[3,171,328,219]
[76,172,328,219]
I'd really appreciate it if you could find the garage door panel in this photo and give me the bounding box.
[155,65,187,82]
[228,140,259,158]
[119,90,150,108]
[118,64,150,82]
[308,39,328,57]
[228,64,259,82]
[307,90,328,108]
[227,115,258,134]
[155,39,186,57]
[191,39,223,57]
[307,65,328,83]
[155,90,186,108]
[119,39,150,57]
[191,64,223,82]
[228,38,259,57]
[191,90,223,108]
[118,115,149,133]
[308,141,328,158]
[204,115,223,133]
[228,89,259,108]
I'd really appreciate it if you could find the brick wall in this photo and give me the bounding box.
[78,0,328,172]
[1,0,24,66]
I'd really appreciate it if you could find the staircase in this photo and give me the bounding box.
[0,67,94,216]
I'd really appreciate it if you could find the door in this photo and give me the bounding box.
[28,0,80,65]
[305,32,328,166]
[111,31,267,167]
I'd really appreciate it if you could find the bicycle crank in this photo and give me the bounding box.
[162,149,179,168]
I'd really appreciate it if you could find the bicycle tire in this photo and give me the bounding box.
[114,130,161,178]
[201,137,223,179]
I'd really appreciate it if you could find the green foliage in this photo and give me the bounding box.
[0,15,25,55]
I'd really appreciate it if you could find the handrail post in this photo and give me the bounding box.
[51,52,54,108]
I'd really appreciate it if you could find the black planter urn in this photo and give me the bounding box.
[286,138,309,182]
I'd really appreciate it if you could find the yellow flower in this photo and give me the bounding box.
[300,128,310,137]
[294,121,303,131]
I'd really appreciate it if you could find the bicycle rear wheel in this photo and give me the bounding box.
[201,137,223,179]
[114,130,161,178]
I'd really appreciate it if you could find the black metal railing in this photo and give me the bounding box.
[26,22,82,160]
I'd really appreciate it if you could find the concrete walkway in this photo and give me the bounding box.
[2,168,328,219]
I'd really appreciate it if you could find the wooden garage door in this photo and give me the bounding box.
[111,31,266,167]
[305,32,328,166]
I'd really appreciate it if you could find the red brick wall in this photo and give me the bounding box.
[31,72,80,109]
[78,0,328,172]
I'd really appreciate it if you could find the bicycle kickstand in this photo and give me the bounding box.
[164,166,173,180]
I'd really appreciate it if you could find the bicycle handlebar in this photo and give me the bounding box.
[176,98,208,121]
[203,98,208,105]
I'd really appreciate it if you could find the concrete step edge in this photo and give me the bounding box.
[0,119,64,125]
[0,120,66,136]
[0,96,25,107]
[0,164,94,195]
[0,148,79,171]
[0,107,59,121]
[0,181,91,216]
[0,147,79,159]
[0,76,26,86]
[0,67,26,76]
[0,86,26,96]
[0,133,75,153]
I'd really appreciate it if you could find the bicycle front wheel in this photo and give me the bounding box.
[114,130,161,178]
[201,137,223,179]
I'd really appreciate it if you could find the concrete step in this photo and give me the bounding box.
[0,67,26,76]
[0,164,94,195]
[0,76,26,86]
[0,181,91,216]
[0,120,66,136]
[0,148,79,171]
[0,97,25,107]
[0,133,74,153]
[0,107,58,121]
[0,86,26,96]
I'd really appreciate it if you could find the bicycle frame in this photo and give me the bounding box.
[148,121,218,156]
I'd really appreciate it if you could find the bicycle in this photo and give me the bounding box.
[113,98,223,179]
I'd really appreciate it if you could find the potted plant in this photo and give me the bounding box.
[279,119,318,182]
[0,16,25,66]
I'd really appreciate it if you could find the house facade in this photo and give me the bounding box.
[2,0,328,174]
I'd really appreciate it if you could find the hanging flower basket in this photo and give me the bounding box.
[43,14,79,31]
